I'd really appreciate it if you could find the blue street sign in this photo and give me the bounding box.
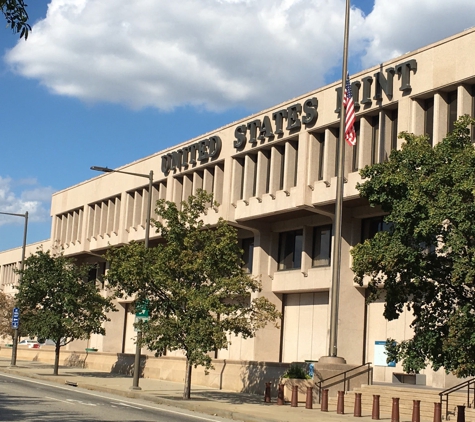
[11,308,20,329]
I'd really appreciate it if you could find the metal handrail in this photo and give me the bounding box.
[316,362,373,403]
[440,378,475,420]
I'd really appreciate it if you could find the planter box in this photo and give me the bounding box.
[281,378,317,403]
[85,348,98,353]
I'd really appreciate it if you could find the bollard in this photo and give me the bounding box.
[391,397,400,422]
[264,382,271,403]
[337,390,345,415]
[321,389,329,412]
[412,400,420,422]
[372,395,380,420]
[354,392,362,417]
[306,387,313,409]
[433,402,442,422]
[457,405,466,422]
[291,385,298,407]
[277,384,284,405]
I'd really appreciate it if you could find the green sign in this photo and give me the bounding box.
[135,299,149,318]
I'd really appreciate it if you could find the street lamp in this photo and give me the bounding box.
[91,166,153,390]
[0,211,28,367]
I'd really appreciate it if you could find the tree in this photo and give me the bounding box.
[106,191,281,399]
[1,0,30,39]
[15,249,116,375]
[351,115,475,377]
[0,291,15,340]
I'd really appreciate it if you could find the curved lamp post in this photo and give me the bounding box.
[0,211,28,367]
[91,166,153,390]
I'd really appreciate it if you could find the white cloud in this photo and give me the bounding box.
[0,177,54,226]
[359,0,475,67]
[5,0,367,111]
[4,0,475,111]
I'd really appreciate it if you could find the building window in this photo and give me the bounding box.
[424,98,434,145]
[447,90,457,133]
[312,225,332,267]
[361,216,392,241]
[242,238,254,273]
[278,229,303,270]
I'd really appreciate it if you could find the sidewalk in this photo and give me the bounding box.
[0,357,388,422]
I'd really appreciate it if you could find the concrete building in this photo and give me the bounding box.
[2,28,475,390]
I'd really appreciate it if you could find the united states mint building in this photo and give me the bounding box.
[2,28,475,390]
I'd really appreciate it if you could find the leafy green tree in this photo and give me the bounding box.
[0,291,15,340]
[1,0,30,39]
[351,115,475,377]
[106,191,281,399]
[16,250,116,375]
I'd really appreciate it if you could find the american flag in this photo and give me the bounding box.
[343,73,356,146]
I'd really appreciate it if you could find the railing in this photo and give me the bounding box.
[440,378,475,420]
[316,362,373,403]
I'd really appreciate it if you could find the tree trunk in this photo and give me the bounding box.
[53,341,60,375]
[183,357,192,399]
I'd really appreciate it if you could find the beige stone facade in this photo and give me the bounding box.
[2,28,475,389]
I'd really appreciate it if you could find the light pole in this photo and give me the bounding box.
[0,211,28,367]
[91,166,153,390]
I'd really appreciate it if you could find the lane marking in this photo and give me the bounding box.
[67,399,97,406]
[116,402,142,410]
[45,396,74,405]
[0,372,225,421]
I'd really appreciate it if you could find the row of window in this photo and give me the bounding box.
[277,225,332,271]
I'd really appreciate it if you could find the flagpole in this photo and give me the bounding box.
[326,0,351,361]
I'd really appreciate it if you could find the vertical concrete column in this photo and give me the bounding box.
[268,145,283,197]
[323,128,337,184]
[182,174,193,204]
[283,140,297,194]
[172,176,183,207]
[433,92,448,145]
[242,154,256,201]
[306,132,319,189]
[255,149,269,200]
[457,85,472,117]
[213,164,224,206]
[359,117,372,169]
[192,170,203,195]
[411,98,425,136]
[230,158,244,206]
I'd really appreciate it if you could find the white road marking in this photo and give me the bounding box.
[116,402,142,410]
[0,372,224,421]
[66,399,96,406]
[45,396,74,405]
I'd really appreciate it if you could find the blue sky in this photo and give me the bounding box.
[0,0,474,251]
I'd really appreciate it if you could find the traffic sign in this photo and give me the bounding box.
[11,308,20,330]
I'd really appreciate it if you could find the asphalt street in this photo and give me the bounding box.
[0,372,233,422]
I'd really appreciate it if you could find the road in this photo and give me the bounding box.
[0,372,232,422]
